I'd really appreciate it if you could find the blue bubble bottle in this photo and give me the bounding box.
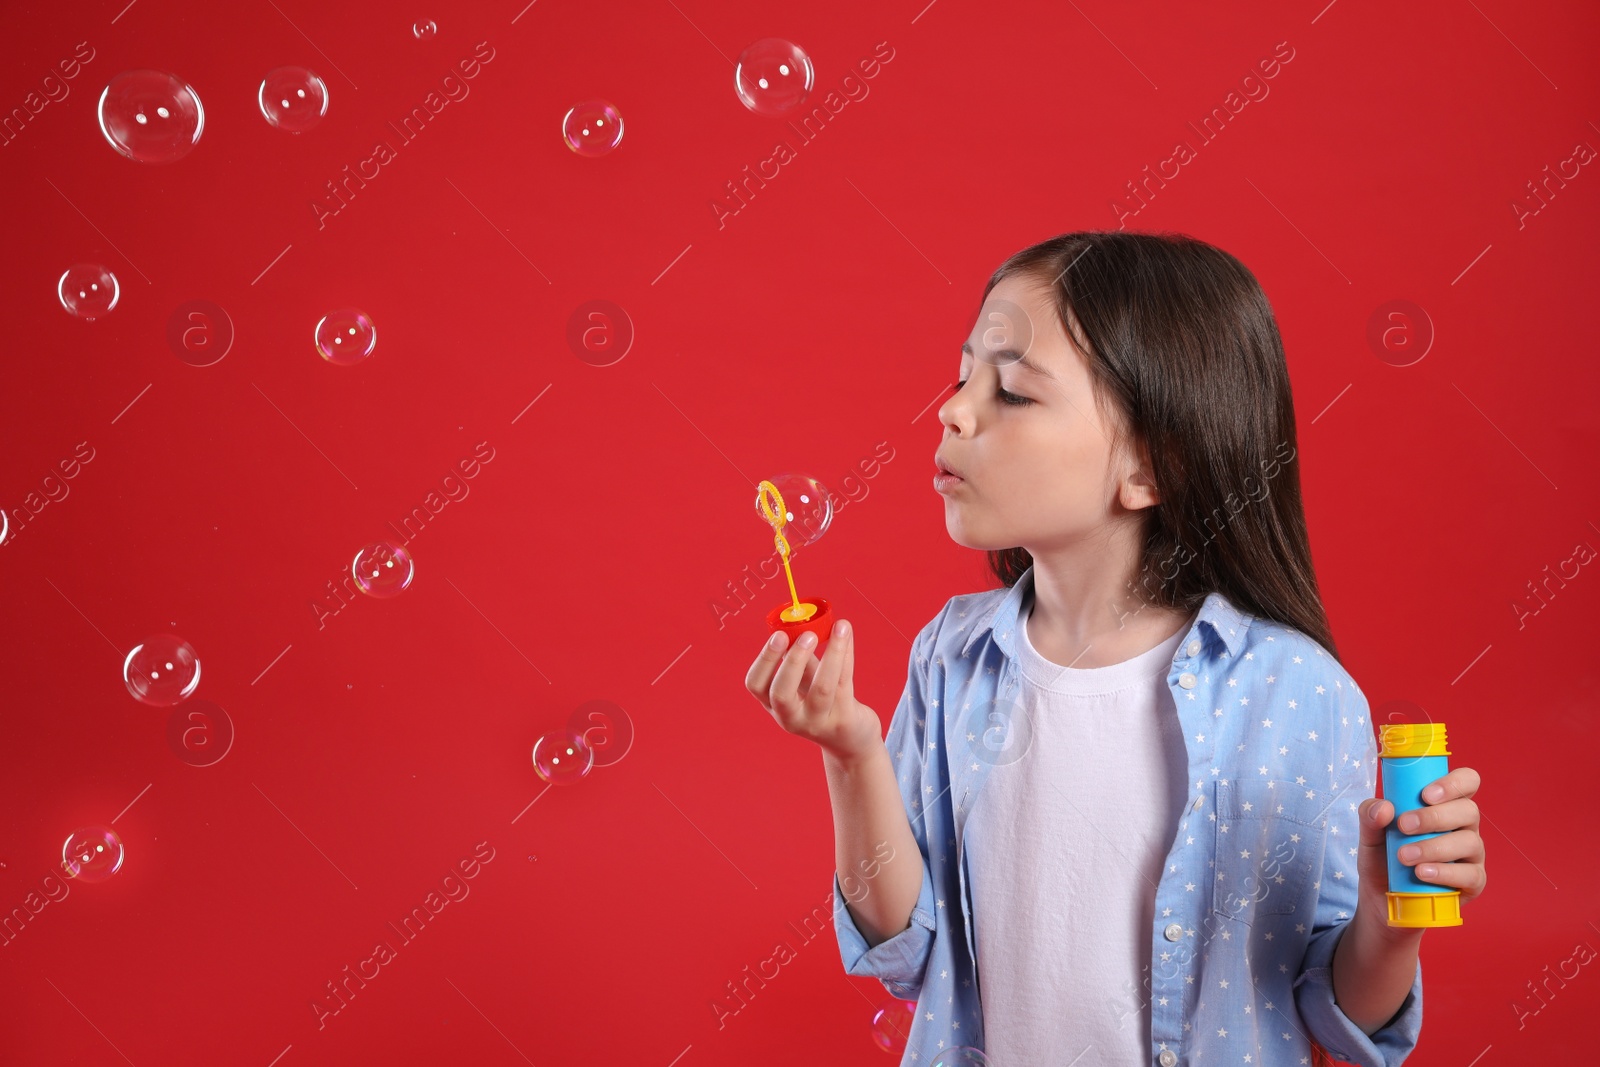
[1380,722,1463,927]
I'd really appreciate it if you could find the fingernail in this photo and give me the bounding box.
[768,632,785,650]
[1417,864,1437,878]
[798,632,817,649]
[835,621,850,640]
[1399,813,1419,832]
[1424,785,1444,801]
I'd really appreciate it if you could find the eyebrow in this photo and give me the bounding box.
[960,342,1058,382]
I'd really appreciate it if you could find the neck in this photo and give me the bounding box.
[1023,541,1190,669]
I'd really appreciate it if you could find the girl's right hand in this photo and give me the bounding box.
[744,620,881,763]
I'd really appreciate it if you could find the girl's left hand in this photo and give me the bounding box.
[1356,766,1488,927]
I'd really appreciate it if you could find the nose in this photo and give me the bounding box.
[937,383,970,436]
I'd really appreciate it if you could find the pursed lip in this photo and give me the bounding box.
[934,453,964,480]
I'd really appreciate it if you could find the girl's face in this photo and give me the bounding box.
[935,273,1156,554]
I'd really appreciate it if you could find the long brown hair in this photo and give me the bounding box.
[979,230,1341,662]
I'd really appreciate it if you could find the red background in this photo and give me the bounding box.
[2,0,1596,1064]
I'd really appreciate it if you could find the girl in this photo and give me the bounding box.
[744,230,1486,1067]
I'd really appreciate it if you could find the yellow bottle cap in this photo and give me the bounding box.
[1378,722,1451,758]
[1386,890,1463,927]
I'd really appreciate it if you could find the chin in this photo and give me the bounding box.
[943,518,1003,552]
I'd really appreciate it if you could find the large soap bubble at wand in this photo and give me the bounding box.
[755,475,836,649]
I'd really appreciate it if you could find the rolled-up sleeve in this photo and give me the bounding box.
[1295,918,1423,1067]
[1292,665,1424,1067]
[833,860,939,1001]
[831,606,945,1002]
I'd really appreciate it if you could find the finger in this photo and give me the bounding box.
[841,620,855,693]
[1395,828,1483,868]
[799,650,821,696]
[1359,797,1395,849]
[1421,766,1481,804]
[746,630,791,705]
[1394,796,1478,836]
[769,631,819,717]
[1410,856,1486,894]
[804,621,852,711]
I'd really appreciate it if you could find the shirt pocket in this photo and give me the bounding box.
[1211,778,1327,927]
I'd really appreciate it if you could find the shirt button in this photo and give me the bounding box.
[1187,640,1201,656]
[1159,1051,1178,1067]
[1178,672,1197,689]
[1164,922,1183,941]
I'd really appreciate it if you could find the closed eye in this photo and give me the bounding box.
[952,380,1033,407]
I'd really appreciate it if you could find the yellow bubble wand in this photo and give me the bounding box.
[755,480,818,623]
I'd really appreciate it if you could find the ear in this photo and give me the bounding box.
[1119,437,1162,510]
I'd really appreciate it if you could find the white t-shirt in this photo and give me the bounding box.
[966,597,1192,1067]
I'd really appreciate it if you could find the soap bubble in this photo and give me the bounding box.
[315,308,377,365]
[532,728,594,784]
[755,473,833,555]
[123,634,201,706]
[931,1049,990,1067]
[352,541,415,598]
[98,69,205,163]
[734,38,814,117]
[562,100,624,157]
[258,66,329,132]
[413,19,438,39]
[61,827,124,883]
[57,264,121,320]
[870,998,916,1053]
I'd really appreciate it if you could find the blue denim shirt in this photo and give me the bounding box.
[832,565,1423,1066]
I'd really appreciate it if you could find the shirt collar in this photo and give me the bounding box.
[959,562,1252,662]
